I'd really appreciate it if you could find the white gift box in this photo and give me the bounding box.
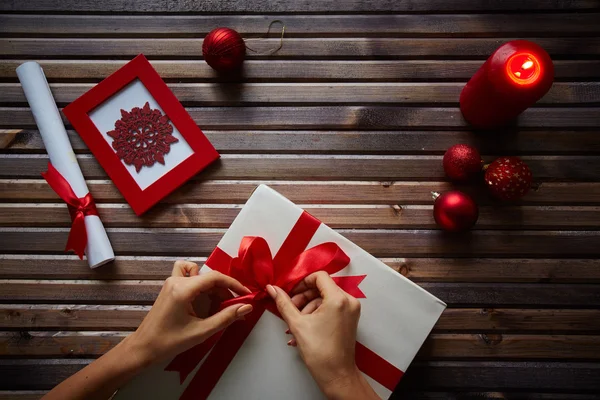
[116,185,446,399]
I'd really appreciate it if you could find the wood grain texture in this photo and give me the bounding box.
[3,203,600,230]
[3,154,600,182]
[0,280,598,307]
[1,359,598,391]
[4,107,600,130]
[2,60,599,82]
[5,129,600,155]
[2,228,600,258]
[2,38,600,58]
[2,180,600,206]
[3,82,599,105]
[3,305,599,333]
[2,0,598,12]
[2,331,599,360]
[2,256,599,283]
[2,14,600,37]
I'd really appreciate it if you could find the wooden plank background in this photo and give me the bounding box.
[1,0,600,398]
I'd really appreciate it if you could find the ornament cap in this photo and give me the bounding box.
[431,191,440,201]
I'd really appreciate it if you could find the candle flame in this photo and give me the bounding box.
[521,60,534,70]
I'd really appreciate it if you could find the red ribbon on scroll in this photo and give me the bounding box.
[165,211,404,399]
[41,162,99,260]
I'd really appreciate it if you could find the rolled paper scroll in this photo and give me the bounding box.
[16,61,114,268]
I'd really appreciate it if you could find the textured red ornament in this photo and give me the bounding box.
[443,144,483,182]
[107,102,178,173]
[203,27,246,72]
[433,191,479,232]
[484,156,532,201]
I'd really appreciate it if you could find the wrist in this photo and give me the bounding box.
[120,332,156,371]
[321,366,376,400]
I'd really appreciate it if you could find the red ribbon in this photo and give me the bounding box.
[41,162,99,260]
[165,211,403,399]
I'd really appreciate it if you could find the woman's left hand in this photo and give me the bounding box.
[126,261,253,367]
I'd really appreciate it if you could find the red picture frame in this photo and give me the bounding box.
[63,54,219,216]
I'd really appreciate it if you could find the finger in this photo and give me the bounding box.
[299,271,345,300]
[291,289,319,309]
[188,263,200,276]
[186,271,251,299]
[198,303,253,337]
[266,285,300,324]
[301,298,322,314]
[290,279,310,295]
[172,260,199,277]
[287,338,297,347]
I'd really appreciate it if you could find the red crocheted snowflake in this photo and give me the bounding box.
[107,102,179,173]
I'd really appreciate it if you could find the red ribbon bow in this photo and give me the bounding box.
[165,211,403,399]
[41,162,98,260]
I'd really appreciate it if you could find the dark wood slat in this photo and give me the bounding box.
[3,82,599,105]
[436,309,600,333]
[0,280,599,307]
[395,361,600,391]
[0,305,149,331]
[0,392,45,400]
[1,359,598,391]
[2,331,599,360]
[2,38,600,58]
[2,180,600,206]
[2,0,598,12]
[2,14,599,37]
[2,256,599,283]
[419,334,600,360]
[3,305,599,333]
[3,154,600,182]
[424,283,600,308]
[3,203,600,230]
[2,228,600,257]
[2,60,599,82]
[5,129,600,155]
[4,107,600,130]
[0,281,162,304]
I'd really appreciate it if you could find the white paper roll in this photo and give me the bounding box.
[16,61,115,269]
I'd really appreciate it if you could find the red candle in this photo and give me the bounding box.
[460,40,554,129]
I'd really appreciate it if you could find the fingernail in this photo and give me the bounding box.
[285,329,290,334]
[236,304,253,317]
[266,284,277,298]
[243,286,252,294]
[287,339,293,346]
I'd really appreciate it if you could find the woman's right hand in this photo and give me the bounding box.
[266,272,380,400]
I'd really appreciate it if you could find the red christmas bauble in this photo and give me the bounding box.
[433,191,479,232]
[443,144,483,182]
[203,27,246,72]
[484,156,532,201]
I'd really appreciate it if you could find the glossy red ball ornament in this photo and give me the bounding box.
[484,156,532,201]
[443,144,483,182]
[432,191,479,232]
[203,27,246,72]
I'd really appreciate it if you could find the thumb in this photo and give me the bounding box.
[199,303,253,337]
[267,284,300,325]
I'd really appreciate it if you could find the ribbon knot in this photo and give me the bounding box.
[219,235,355,310]
[41,163,99,260]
